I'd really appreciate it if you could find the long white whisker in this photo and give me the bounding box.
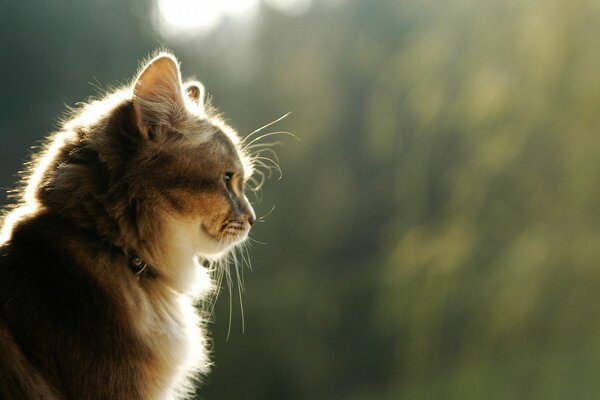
[243,131,299,149]
[257,204,276,221]
[252,162,275,180]
[244,141,283,152]
[207,232,228,319]
[253,148,280,165]
[247,176,261,191]
[243,241,253,272]
[225,252,233,342]
[249,170,267,194]
[252,156,283,179]
[243,112,291,144]
[234,250,245,334]
[248,237,268,245]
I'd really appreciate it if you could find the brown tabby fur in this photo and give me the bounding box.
[0,53,256,399]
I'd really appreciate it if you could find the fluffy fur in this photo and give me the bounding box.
[0,52,256,399]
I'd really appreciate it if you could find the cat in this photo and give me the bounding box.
[0,52,257,399]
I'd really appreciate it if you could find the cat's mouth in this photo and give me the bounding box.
[222,220,249,239]
[201,221,250,246]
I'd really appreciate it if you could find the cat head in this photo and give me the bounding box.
[1,52,261,293]
[127,53,256,260]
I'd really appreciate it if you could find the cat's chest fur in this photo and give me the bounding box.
[77,239,210,399]
[133,283,207,399]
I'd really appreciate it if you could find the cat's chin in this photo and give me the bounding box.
[195,227,248,258]
[163,217,248,261]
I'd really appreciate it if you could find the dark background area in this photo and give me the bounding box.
[2,0,600,398]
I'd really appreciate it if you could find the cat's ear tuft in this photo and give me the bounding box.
[132,54,185,137]
[184,81,205,112]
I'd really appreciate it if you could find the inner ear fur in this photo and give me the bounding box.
[132,54,185,137]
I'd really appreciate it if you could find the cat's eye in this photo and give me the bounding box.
[223,172,234,184]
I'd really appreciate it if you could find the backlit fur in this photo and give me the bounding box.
[0,52,256,399]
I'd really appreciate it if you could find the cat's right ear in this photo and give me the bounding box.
[132,54,185,138]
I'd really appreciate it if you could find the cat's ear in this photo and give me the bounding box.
[184,81,205,111]
[132,54,184,137]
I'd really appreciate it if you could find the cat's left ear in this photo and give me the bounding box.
[184,81,205,110]
[132,54,185,138]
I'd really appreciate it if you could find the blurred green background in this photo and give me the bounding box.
[2,0,600,398]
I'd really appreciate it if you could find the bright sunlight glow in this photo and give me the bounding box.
[154,0,314,38]
[154,0,258,37]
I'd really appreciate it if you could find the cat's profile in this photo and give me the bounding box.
[0,52,256,399]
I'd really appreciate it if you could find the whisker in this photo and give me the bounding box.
[244,141,283,152]
[206,234,227,319]
[243,112,291,144]
[225,253,233,342]
[252,148,280,165]
[252,156,283,179]
[247,176,261,191]
[251,161,276,179]
[243,241,253,272]
[232,248,243,292]
[248,170,267,195]
[211,266,224,312]
[257,204,277,221]
[243,131,299,149]
[235,253,245,334]
[209,231,230,321]
[248,237,268,245]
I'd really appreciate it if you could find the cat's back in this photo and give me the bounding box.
[0,212,162,399]
[0,214,66,399]
[0,211,111,315]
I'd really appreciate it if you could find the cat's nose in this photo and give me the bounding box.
[242,199,255,226]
